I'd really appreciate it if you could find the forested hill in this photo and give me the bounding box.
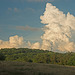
[0,48,75,66]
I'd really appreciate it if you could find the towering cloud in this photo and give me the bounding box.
[40,3,75,52]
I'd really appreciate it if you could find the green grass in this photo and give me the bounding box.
[0,61,75,75]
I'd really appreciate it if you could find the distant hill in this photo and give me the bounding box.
[0,48,75,66]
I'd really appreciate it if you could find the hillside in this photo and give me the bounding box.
[0,48,75,66]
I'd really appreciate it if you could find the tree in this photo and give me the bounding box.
[0,53,5,61]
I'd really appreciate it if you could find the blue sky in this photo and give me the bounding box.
[0,0,75,43]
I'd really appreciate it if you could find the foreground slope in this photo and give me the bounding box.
[0,61,75,75]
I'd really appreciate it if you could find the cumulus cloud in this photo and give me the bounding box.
[26,41,40,49]
[16,25,41,31]
[0,35,40,50]
[40,3,75,52]
[0,35,24,49]
[31,42,40,49]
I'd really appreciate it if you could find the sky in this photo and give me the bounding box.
[0,0,75,52]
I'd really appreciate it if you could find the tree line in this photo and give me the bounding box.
[0,48,75,66]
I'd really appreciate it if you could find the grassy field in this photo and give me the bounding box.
[0,61,75,75]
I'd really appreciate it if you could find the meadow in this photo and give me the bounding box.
[0,61,75,75]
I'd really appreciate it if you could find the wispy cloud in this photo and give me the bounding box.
[25,8,35,12]
[7,7,35,14]
[8,8,12,11]
[27,0,54,2]
[14,8,20,12]
[16,25,42,31]
[7,7,21,13]
[12,0,54,2]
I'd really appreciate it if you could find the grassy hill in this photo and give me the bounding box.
[0,61,75,75]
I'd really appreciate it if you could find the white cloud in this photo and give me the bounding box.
[40,3,75,52]
[31,42,40,49]
[0,35,24,49]
[0,35,40,50]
